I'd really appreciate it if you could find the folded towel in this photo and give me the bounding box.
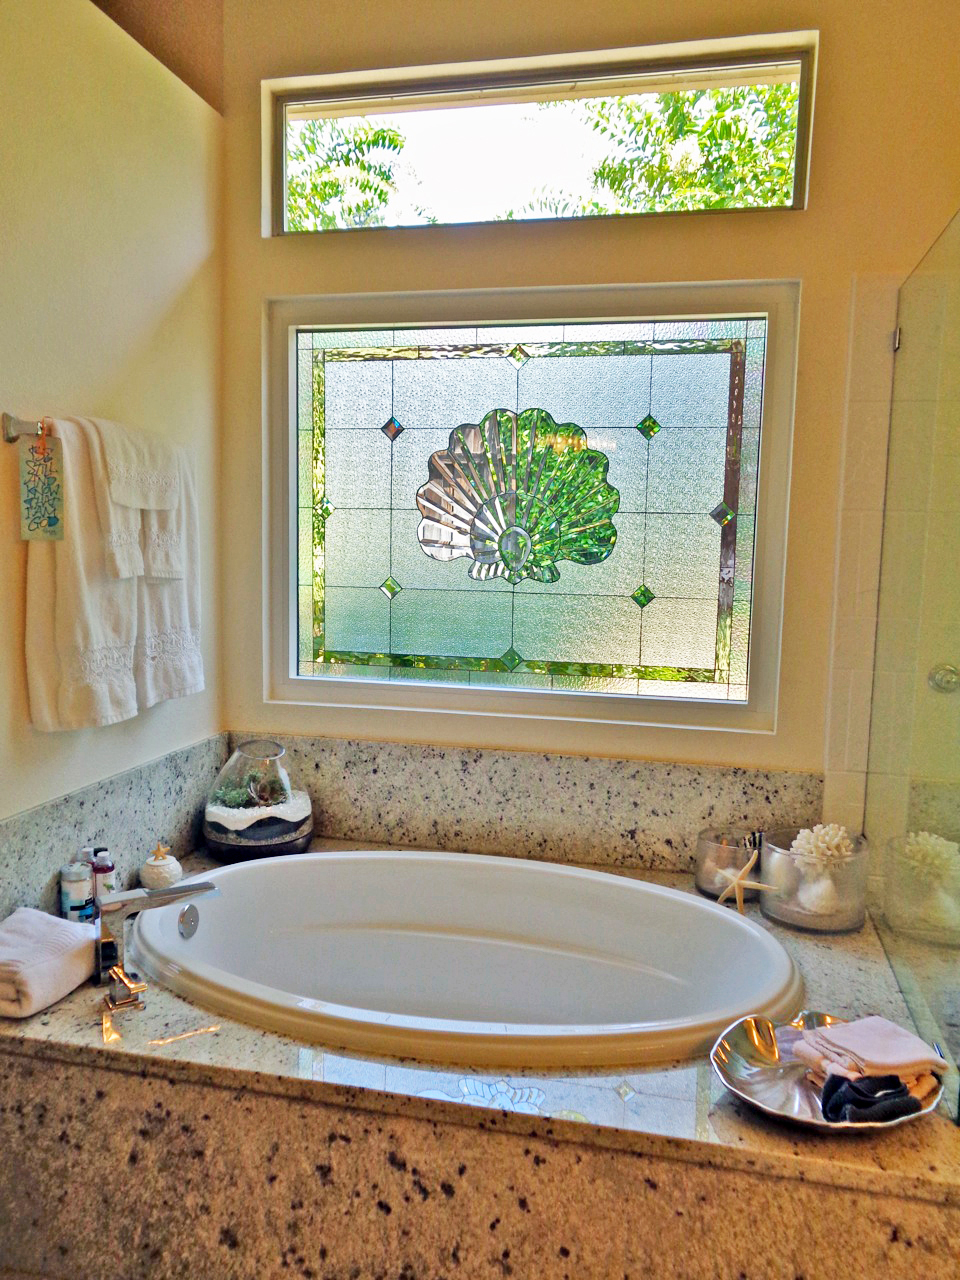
[135,446,204,708]
[26,419,139,730]
[800,1016,943,1079]
[820,1074,922,1124]
[0,908,95,1018]
[75,417,144,578]
[92,417,179,511]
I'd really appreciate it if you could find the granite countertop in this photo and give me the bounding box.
[1,841,958,1210]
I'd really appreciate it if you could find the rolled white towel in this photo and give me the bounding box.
[0,908,95,1018]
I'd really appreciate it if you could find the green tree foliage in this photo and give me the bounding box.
[586,83,799,212]
[286,118,405,230]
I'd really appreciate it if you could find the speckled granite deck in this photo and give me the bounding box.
[237,731,823,870]
[2,848,959,1278]
[0,734,228,919]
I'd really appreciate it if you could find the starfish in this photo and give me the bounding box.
[716,848,775,914]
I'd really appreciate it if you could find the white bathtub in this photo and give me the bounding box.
[132,849,803,1067]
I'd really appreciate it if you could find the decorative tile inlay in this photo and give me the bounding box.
[636,413,662,439]
[631,584,655,609]
[381,416,404,441]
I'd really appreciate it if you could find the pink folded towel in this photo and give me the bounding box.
[799,1015,943,1080]
[0,908,95,1018]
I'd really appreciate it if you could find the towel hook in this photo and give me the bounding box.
[2,412,44,444]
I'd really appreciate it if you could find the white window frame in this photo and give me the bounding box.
[266,282,798,736]
[263,36,816,237]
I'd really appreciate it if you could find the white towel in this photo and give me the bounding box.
[92,416,179,511]
[83,418,183,579]
[0,908,95,1018]
[135,445,204,708]
[26,419,139,730]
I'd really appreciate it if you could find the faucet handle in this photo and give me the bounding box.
[104,964,148,1012]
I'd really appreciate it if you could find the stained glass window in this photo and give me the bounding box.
[295,319,766,701]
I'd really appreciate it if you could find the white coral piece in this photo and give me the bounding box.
[898,831,960,882]
[790,823,855,869]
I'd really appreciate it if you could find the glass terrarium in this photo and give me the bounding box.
[202,739,313,862]
[760,825,868,933]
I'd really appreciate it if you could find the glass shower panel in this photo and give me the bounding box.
[866,210,960,982]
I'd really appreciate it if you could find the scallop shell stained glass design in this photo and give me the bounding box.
[415,408,620,585]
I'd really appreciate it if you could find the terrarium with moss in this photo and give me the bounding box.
[202,739,313,861]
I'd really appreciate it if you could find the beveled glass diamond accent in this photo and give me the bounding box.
[506,344,531,369]
[631,584,655,609]
[615,1081,636,1102]
[381,416,404,441]
[379,576,402,599]
[636,414,661,439]
[710,502,736,527]
[318,497,335,520]
[500,646,523,671]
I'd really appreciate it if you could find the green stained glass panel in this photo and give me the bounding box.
[326,430,392,507]
[323,361,392,429]
[390,589,512,659]
[640,597,718,668]
[518,355,649,434]
[646,427,727,512]
[393,357,517,431]
[644,515,721,599]
[324,586,390,653]
[513,594,641,665]
[324,510,391,587]
[650,353,731,427]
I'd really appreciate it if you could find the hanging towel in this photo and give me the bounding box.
[134,445,204,709]
[85,418,183,579]
[92,416,180,511]
[26,419,139,730]
[0,908,95,1019]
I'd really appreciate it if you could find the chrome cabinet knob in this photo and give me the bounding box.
[928,663,960,693]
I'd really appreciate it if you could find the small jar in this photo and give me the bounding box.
[760,826,868,933]
[694,827,764,900]
[60,862,95,922]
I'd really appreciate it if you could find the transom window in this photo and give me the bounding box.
[273,44,813,234]
[294,317,766,702]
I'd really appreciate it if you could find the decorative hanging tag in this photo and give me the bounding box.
[18,422,64,541]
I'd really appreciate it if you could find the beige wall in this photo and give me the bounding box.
[220,0,960,772]
[0,0,222,821]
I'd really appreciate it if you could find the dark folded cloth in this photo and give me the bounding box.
[820,1073,923,1124]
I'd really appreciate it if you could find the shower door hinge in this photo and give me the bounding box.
[893,325,902,352]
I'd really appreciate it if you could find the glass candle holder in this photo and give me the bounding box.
[694,827,765,900]
[202,738,314,862]
[884,832,960,947]
[760,826,868,933]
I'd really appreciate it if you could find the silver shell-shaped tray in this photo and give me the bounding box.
[711,1010,944,1132]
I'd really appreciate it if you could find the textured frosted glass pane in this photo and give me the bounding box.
[313,329,395,349]
[298,585,313,663]
[730,581,752,684]
[468,670,552,688]
[393,358,517,431]
[391,427,450,511]
[325,510,391,587]
[640,597,717,668]
[636,677,718,698]
[396,327,478,346]
[323,361,392,429]
[553,674,639,693]
[391,590,512,658]
[297,432,313,506]
[734,515,756,589]
[515,513,644,597]
[390,666,471,684]
[317,661,390,681]
[646,429,727,513]
[518,356,648,433]
[645,515,721,599]
[654,320,746,340]
[297,514,313,585]
[390,510,511,592]
[325,587,390,653]
[650,354,730,427]
[325,430,392,507]
[297,351,313,429]
[514,595,640,664]
[738,433,760,516]
[744,337,765,432]
[747,320,766,338]
[480,325,563,344]
[562,322,654,342]
[728,684,748,703]
[592,427,647,512]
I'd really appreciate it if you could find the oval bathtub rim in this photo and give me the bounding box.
[130,848,805,1070]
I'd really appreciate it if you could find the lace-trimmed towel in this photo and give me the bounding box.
[25,422,203,730]
[83,418,183,579]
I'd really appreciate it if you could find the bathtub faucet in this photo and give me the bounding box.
[94,882,218,1011]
